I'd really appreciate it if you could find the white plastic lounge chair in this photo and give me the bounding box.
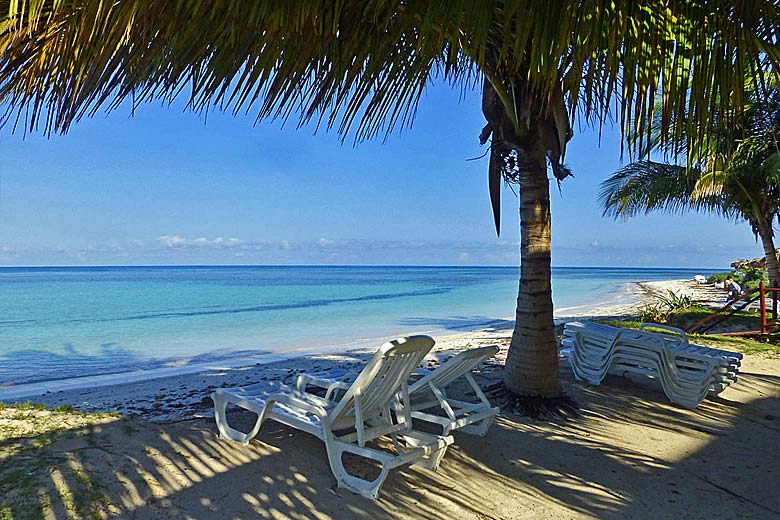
[579,322,741,361]
[561,321,741,408]
[567,338,722,407]
[565,328,734,384]
[566,321,741,377]
[297,345,500,436]
[563,347,712,407]
[566,323,739,383]
[212,336,454,499]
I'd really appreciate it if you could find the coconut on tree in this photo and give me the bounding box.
[600,83,780,290]
[1,1,778,413]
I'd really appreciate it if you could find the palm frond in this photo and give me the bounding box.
[692,162,728,200]
[0,0,778,151]
[599,160,722,219]
[601,79,780,233]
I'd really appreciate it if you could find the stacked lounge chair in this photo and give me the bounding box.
[561,321,742,408]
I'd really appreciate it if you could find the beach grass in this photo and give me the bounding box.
[0,404,120,520]
[687,333,780,356]
[637,302,762,332]
[665,305,762,331]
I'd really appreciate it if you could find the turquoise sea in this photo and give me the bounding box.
[0,266,720,388]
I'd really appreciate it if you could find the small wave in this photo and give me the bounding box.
[73,288,452,324]
[0,319,39,325]
[1,287,453,328]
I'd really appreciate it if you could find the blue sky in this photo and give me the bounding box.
[0,82,764,268]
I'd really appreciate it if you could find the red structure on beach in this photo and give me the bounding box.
[687,282,779,338]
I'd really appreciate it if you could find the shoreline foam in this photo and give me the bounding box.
[0,314,518,400]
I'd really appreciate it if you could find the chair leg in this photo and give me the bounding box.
[459,413,495,437]
[402,435,449,471]
[412,444,448,471]
[211,392,266,445]
[325,442,390,500]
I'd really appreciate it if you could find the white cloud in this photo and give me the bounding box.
[0,237,764,267]
[158,235,243,249]
[159,235,187,248]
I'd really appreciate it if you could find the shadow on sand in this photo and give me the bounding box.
[399,316,515,333]
[1,365,778,519]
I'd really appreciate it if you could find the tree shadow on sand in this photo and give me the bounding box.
[1,365,778,519]
[399,316,515,333]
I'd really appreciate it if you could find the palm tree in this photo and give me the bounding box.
[1,1,778,412]
[600,85,780,289]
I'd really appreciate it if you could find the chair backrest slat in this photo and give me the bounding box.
[409,345,499,396]
[328,336,434,431]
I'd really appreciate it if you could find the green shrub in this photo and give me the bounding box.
[640,304,668,323]
[707,269,769,291]
[640,290,694,324]
[738,268,769,291]
[707,271,734,284]
[657,290,693,311]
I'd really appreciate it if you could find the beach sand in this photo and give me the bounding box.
[2,278,778,519]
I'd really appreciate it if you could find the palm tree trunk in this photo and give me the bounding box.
[757,221,780,289]
[503,146,561,398]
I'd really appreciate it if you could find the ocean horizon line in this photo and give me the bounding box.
[0,263,730,270]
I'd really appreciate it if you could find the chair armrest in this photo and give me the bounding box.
[296,371,357,393]
[323,381,351,400]
[296,373,332,391]
[267,390,331,419]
